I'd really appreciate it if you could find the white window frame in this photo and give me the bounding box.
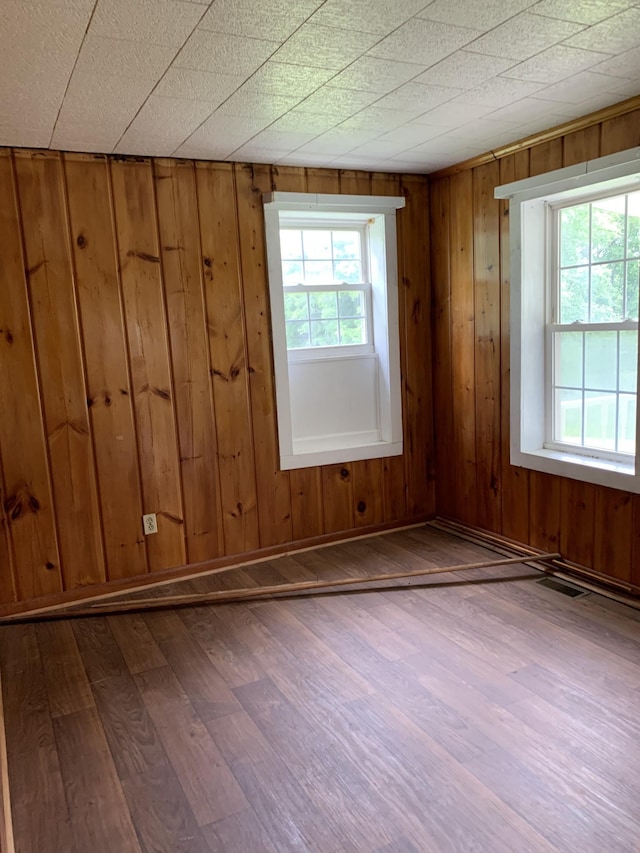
[496,145,640,493]
[263,191,405,471]
[280,218,373,360]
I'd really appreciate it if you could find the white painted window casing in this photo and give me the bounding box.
[495,146,640,493]
[263,192,405,470]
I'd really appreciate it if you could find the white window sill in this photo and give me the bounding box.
[281,437,403,470]
[513,446,640,492]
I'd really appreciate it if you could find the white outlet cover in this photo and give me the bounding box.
[143,513,158,535]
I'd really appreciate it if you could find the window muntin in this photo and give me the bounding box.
[548,190,640,461]
[280,225,371,352]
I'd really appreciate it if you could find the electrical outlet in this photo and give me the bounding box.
[143,513,158,535]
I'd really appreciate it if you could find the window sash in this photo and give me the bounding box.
[280,224,369,288]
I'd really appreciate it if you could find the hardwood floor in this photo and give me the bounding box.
[1,525,640,852]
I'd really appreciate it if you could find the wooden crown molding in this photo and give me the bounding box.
[429,93,640,180]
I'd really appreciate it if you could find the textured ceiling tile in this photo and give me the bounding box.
[268,111,340,134]
[271,23,378,69]
[180,113,271,154]
[410,101,496,127]
[503,44,612,83]
[593,46,640,78]
[309,0,433,34]
[74,34,176,80]
[373,82,463,115]
[347,138,413,157]
[532,0,634,25]
[330,57,426,95]
[419,0,537,30]
[485,97,578,123]
[532,70,630,102]
[115,96,216,153]
[277,152,340,166]
[214,90,302,120]
[415,50,518,88]
[293,134,362,157]
[368,19,481,66]
[465,12,584,60]
[453,76,546,108]
[240,62,335,97]
[199,0,323,40]
[244,128,318,150]
[337,105,426,132]
[0,126,52,148]
[295,86,380,118]
[56,71,153,124]
[154,67,245,102]
[565,8,640,54]
[90,0,205,47]
[231,145,293,163]
[174,29,280,75]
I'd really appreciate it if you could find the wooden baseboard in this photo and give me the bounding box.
[0,672,14,853]
[0,515,434,620]
[430,517,640,599]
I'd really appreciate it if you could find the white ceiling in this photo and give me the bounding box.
[2,0,640,173]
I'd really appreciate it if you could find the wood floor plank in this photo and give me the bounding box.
[121,763,209,853]
[202,808,277,853]
[90,674,169,781]
[53,708,141,853]
[71,617,129,683]
[134,665,248,826]
[36,621,95,718]
[108,614,168,674]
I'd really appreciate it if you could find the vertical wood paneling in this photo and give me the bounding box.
[271,165,324,541]
[499,150,530,544]
[432,106,640,588]
[0,151,62,599]
[235,164,293,548]
[449,170,476,525]
[472,161,501,532]
[400,175,435,518]
[14,151,105,590]
[195,162,259,556]
[154,158,223,564]
[430,178,453,520]
[111,159,186,572]
[64,154,147,582]
[593,489,633,582]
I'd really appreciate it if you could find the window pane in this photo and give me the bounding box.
[280,230,302,260]
[339,318,366,345]
[333,260,362,283]
[338,290,364,318]
[560,204,589,267]
[627,192,640,259]
[284,292,309,321]
[620,330,638,393]
[590,261,624,321]
[310,319,339,347]
[584,391,617,450]
[282,261,303,285]
[618,393,636,454]
[555,388,582,446]
[555,331,583,388]
[627,260,639,321]
[591,195,626,263]
[304,260,334,282]
[302,230,332,259]
[332,231,361,259]
[309,291,337,320]
[559,266,588,323]
[585,331,617,391]
[286,321,310,349]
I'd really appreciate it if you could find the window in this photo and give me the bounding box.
[263,192,405,470]
[496,146,640,493]
[281,224,371,354]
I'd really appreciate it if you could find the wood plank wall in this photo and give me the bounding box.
[430,108,640,591]
[0,149,434,608]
